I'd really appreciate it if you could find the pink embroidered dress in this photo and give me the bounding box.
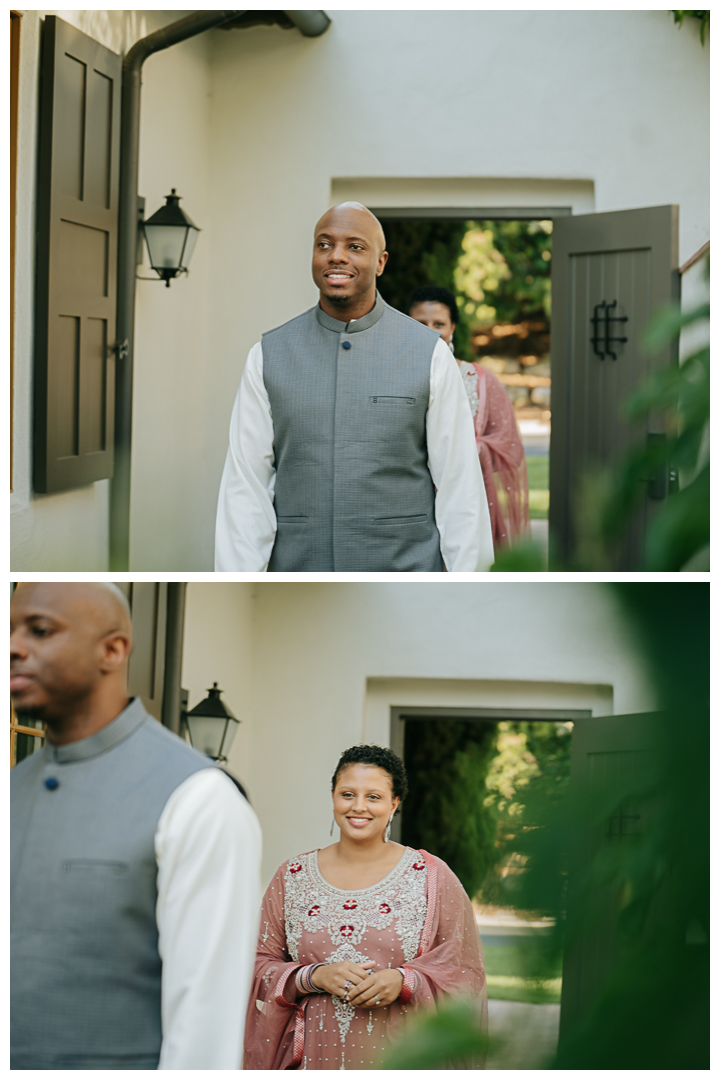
[244,847,487,1070]
[458,360,530,547]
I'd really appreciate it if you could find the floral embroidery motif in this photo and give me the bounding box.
[283,848,428,1045]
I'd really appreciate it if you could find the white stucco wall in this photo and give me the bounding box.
[12,9,709,572]
[182,582,656,885]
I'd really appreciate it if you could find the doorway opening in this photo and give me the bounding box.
[390,705,587,1069]
[374,210,561,563]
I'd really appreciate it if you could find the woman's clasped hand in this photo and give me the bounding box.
[311,961,403,1007]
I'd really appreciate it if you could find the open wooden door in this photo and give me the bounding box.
[549,207,679,568]
[558,711,663,1044]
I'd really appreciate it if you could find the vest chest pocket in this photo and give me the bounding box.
[62,860,128,875]
[368,396,416,405]
[57,860,153,938]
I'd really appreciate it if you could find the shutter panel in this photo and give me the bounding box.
[34,16,120,492]
[549,206,679,568]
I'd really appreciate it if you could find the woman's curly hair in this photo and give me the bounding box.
[331,744,408,801]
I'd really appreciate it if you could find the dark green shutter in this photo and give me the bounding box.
[34,15,121,492]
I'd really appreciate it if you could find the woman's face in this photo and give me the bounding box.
[332,764,400,843]
[409,301,456,346]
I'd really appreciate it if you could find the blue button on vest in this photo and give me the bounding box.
[262,294,444,571]
[11,699,213,1070]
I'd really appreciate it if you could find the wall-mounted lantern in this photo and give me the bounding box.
[182,682,240,762]
[142,188,200,286]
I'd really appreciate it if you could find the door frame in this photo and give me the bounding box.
[371,206,571,221]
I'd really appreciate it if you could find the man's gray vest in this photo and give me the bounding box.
[10,698,213,1070]
[262,293,444,571]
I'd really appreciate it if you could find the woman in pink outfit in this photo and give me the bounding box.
[409,286,530,548]
[244,745,487,1070]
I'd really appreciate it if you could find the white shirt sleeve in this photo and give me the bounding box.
[427,339,495,571]
[215,342,276,571]
[155,768,262,1070]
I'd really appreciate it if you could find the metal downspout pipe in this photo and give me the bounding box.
[111,11,244,572]
[285,10,331,36]
[161,583,188,733]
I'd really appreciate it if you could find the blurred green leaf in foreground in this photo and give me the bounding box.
[378,585,708,1069]
[381,997,488,1070]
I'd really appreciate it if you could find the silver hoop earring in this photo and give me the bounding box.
[384,814,394,843]
[330,817,335,837]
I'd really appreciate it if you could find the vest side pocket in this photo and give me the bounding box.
[373,514,428,526]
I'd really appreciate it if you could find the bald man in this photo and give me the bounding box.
[215,202,493,572]
[10,583,261,1070]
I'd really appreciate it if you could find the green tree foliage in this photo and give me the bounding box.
[400,719,497,899]
[456,220,552,327]
[671,10,709,44]
[377,218,554,361]
[376,219,472,358]
[483,721,572,892]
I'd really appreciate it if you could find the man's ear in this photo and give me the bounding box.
[100,631,133,674]
[376,250,389,278]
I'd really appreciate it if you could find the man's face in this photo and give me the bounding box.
[311,208,388,309]
[10,585,115,721]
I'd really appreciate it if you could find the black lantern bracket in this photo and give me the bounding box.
[591,299,628,360]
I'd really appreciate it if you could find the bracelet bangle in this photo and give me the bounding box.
[296,963,323,995]
[399,966,415,1005]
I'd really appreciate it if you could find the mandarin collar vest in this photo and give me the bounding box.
[315,292,386,334]
[42,697,147,764]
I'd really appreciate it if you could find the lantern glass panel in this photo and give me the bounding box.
[180,226,200,270]
[186,714,228,759]
[219,716,240,759]
[144,224,188,270]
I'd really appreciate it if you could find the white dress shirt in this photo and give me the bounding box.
[215,336,494,572]
[155,768,262,1069]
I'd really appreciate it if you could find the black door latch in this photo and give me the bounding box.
[591,300,628,360]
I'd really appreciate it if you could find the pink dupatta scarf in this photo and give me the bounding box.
[471,362,529,547]
[244,849,487,1070]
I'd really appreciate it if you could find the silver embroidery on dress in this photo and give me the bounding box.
[283,848,427,1047]
[458,360,480,417]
